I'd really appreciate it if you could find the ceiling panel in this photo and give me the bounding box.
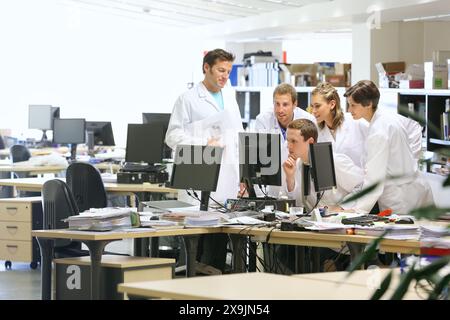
[62,0,334,27]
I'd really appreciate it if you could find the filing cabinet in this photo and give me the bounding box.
[0,197,43,269]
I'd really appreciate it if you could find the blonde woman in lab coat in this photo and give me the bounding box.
[344,80,433,215]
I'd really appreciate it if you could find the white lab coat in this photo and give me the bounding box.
[254,108,316,198]
[285,155,364,208]
[165,82,243,203]
[349,109,433,214]
[317,113,368,168]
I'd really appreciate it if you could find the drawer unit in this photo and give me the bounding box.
[0,240,32,262]
[0,197,42,269]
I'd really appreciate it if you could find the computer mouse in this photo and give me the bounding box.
[395,217,414,224]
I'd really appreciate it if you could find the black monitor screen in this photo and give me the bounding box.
[170,145,223,192]
[239,132,281,188]
[142,113,172,159]
[249,92,260,120]
[28,105,60,130]
[86,121,115,146]
[125,123,165,164]
[53,118,86,144]
[309,142,337,192]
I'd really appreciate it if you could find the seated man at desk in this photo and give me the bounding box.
[281,118,365,272]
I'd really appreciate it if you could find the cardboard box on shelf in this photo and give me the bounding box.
[425,61,448,89]
[399,79,425,89]
[382,61,405,74]
[325,74,346,87]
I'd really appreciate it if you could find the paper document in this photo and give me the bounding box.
[222,216,269,226]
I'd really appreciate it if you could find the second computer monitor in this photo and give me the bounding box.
[53,118,86,144]
[239,132,281,197]
[86,121,115,146]
[125,123,165,164]
[309,142,337,192]
[142,113,172,159]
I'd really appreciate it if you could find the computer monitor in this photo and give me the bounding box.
[239,132,281,198]
[142,113,172,159]
[53,118,86,160]
[309,142,337,192]
[85,121,115,152]
[170,145,223,211]
[28,105,60,144]
[125,123,165,164]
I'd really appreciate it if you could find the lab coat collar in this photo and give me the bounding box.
[369,108,383,126]
[196,81,221,112]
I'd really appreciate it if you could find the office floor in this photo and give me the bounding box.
[0,239,134,300]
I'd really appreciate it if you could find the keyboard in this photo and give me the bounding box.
[341,215,382,226]
[121,163,164,173]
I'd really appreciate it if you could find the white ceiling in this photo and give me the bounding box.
[61,0,334,28]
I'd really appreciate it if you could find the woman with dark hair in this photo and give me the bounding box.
[344,80,433,215]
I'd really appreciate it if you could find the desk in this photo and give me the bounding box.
[117,272,421,300]
[0,164,66,175]
[0,177,177,195]
[31,227,218,300]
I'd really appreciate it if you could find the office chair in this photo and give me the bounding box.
[42,179,89,258]
[10,144,31,163]
[66,162,107,213]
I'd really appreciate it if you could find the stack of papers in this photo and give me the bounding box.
[140,219,182,229]
[184,216,221,227]
[63,207,133,231]
[304,222,350,234]
[420,225,450,239]
[354,224,420,240]
[222,216,269,226]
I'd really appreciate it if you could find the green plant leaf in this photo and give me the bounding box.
[398,106,441,137]
[390,263,416,300]
[371,270,393,300]
[444,175,450,187]
[432,148,450,158]
[428,273,450,300]
[340,182,379,205]
[346,231,388,274]
[409,206,450,220]
[415,256,450,280]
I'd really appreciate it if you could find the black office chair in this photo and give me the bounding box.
[0,135,5,150]
[66,162,107,213]
[42,179,89,258]
[10,144,31,163]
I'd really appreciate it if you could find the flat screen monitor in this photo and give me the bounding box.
[86,121,115,147]
[239,132,281,198]
[125,123,165,164]
[142,113,172,159]
[53,118,86,144]
[309,142,337,192]
[28,105,60,130]
[170,145,223,211]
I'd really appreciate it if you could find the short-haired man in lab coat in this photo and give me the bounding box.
[165,49,243,273]
[253,83,316,198]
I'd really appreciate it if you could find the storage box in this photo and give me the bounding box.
[54,255,175,300]
[399,79,425,89]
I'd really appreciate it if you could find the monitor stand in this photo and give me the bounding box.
[200,191,210,211]
[70,144,78,161]
[37,130,52,148]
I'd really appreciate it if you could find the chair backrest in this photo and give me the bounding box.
[0,135,5,150]
[42,179,79,248]
[10,144,31,163]
[66,162,107,212]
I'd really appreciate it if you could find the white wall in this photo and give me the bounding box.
[423,21,450,61]
[0,0,223,147]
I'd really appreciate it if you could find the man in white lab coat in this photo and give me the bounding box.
[344,80,434,215]
[254,83,316,197]
[165,49,243,272]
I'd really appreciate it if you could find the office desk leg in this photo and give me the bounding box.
[150,238,159,257]
[348,243,365,270]
[229,234,247,273]
[294,246,306,274]
[181,236,199,278]
[248,241,257,272]
[134,238,150,257]
[36,238,54,300]
[84,240,112,300]
[311,247,321,273]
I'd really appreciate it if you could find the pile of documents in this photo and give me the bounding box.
[63,207,133,231]
[420,225,450,239]
[184,216,221,227]
[354,224,420,240]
